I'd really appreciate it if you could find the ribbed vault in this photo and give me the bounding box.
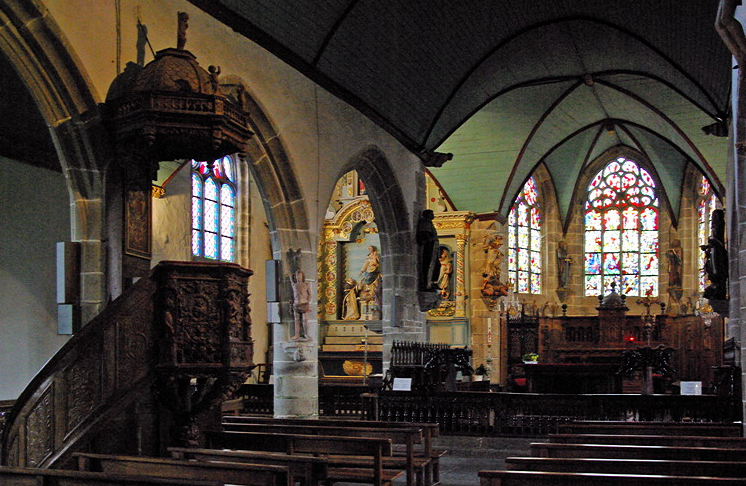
[188,0,730,222]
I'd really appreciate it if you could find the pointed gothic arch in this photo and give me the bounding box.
[335,146,424,366]
[0,0,108,316]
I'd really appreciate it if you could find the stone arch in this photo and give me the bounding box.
[221,76,311,263]
[338,146,424,365]
[0,0,109,318]
[221,75,314,418]
[0,1,104,193]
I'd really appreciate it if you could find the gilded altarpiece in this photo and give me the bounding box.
[318,198,379,322]
[317,198,383,381]
[427,212,474,346]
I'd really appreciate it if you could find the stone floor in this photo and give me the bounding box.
[339,435,539,486]
[421,436,537,486]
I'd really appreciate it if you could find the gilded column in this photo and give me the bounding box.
[455,233,467,317]
[323,239,338,319]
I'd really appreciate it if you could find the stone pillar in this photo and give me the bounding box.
[273,251,318,418]
[381,228,426,372]
[52,119,108,325]
[734,70,746,424]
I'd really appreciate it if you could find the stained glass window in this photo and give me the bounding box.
[697,176,719,292]
[584,157,658,296]
[192,155,236,261]
[508,177,541,294]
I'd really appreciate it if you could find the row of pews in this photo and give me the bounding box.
[479,421,746,485]
[0,414,443,486]
[213,415,445,485]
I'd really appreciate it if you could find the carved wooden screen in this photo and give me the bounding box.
[507,312,539,365]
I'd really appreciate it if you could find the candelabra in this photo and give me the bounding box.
[636,295,665,347]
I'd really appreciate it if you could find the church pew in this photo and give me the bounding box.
[168,447,329,486]
[222,415,443,484]
[547,434,746,449]
[221,422,427,486]
[530,442,746,461]
[557,421,742,436]
[206,429,403,486]
[73,452,291,486]
[0,465,222,486]
[505,456,746,477]
[478,470,746,486]
[221,398,244,416]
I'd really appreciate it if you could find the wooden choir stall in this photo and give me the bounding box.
[504,288,725,396]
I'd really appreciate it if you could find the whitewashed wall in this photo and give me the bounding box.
[0,157,71,399]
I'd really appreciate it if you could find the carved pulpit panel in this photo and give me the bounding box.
[154,261,253,446]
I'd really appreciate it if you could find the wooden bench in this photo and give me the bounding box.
[548,433,746,449]
[73,452,291,486]
[557,421,742,436]
[223,415,444,485]
[221,398,245,416]
[478,470,746,486]
[505,456,746,477]
[206,429,403,486]
[494,423,746,486]
[169,446,328,486]
[531,442,746,461]
[222,422,428,486]
[0,465,221,486]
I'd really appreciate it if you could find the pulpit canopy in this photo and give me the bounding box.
[104,13,253,175]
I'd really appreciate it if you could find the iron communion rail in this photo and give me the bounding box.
[362,391,741,436]
[235,384,741,437]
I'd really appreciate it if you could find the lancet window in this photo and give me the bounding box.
[584,157,659,297]
[508,176,542,294]
[697,175,718,292]
[191,156,236,261]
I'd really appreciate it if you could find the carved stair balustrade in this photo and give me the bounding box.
[1,261,253,467]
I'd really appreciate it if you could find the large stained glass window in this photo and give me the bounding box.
[508,177,542,294]
[584,157,659,297]
[697,176,718,292]
[192,156,236,261]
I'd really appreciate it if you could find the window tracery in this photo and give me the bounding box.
[697,175,718,292]
[584,157,659,296]
[508,177,541,294]
[191,156,236,261]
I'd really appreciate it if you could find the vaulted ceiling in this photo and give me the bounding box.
[189,0,731,224]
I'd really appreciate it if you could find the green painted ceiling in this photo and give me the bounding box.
[189,0,731,224]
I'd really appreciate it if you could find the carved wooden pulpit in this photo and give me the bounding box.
[154,262,254,447]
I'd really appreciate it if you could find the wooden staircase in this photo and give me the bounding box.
[1,261,254,468]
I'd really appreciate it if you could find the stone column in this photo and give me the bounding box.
[734,72,746,423]
[52,118,108,325]
[273,250,318,418]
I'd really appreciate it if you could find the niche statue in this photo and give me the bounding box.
[290,270,311,341]
[701,209,728,301]
[417,210,440,292]
[556,240,572,289]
